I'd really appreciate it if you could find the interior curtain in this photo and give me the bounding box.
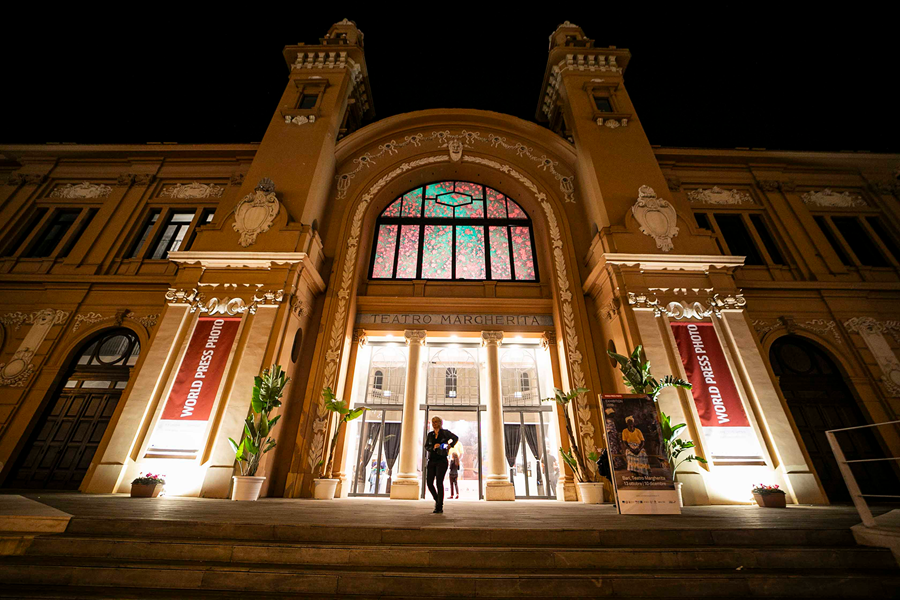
[358,422,382,474]
[504,423,521,468]
[524,424,542,461]
[382,422,402,469]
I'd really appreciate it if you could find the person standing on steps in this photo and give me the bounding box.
[424,415,458,513]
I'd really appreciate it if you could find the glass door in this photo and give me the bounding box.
[350,407,402,497]
[504,409,556,499]
[421,406,484,500]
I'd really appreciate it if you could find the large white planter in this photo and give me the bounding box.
[232,476,265,501]
[313,478,339,500]
[675,481,684,507]
[577,482,604,504]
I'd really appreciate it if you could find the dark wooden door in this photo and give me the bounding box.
[5,328,139,490]
[7,389,120,489]
[771,336,897,502]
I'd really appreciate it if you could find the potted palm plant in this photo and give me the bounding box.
[314,386,366,499]
[660,411,707,506]
[607,345,692,403]
[542,388,603,503]
[228,364,288,501]
[130,473,165,498]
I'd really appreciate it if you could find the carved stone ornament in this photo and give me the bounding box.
[160,182,224,199]
[756,179,781,192]
[632,185,679,252]
[481,331,504,346]
[448,139,463,162]
[687,187,755,205]
[665,176,682,192]
[628,290,745,319]
[50,182,112,199]
[404,330,427,345]
[73,312,106,331]
[5,173,25,186]
[1,309,68,332]
[596,117,628,128]
[230,173,245,187]
[285,115,316,126]
[801,189,867,208]
[844,316,900,397]
[117,174,135,186]
[232,178,280,247]
[290,295,310,320]
[0,308,68,387]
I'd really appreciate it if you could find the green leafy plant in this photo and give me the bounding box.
[228,364,289,477]
[318,387,366,479]
[660,411,707,480]
[542,388,599,483]
[607,345,692,402]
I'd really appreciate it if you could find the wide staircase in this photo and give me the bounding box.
[1,514,898,598]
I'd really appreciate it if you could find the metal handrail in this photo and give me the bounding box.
[826,420,900,528]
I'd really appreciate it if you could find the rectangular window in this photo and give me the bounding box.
[24,210,79,258]
[130,210,160,258]
[831,216,890,267]
[813,216,852,266]
[593,97,613,112]
[713,214,763,265]
[183,209,215,252]
[749,214,785,265]
[149,212,195,260]
[298,94,318,109]
[694,212,712,230]
[865,217,900,264]
[2,208,47,256]
[57,209,97,258]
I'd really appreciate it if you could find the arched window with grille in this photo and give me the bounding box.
[519,371,531,392]
[445,367,458,398]
[369,181,538,281]
[373,370,384,390]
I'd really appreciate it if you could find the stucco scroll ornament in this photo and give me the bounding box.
[233,178,281,247]
[50,182,112,199]
[632,185,679,252]
[801,189,867,208]
[687,187,755,205]
[160,182,224,199]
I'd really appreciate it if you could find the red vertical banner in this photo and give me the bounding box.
[147,317,241,457]
[670,322,762,460]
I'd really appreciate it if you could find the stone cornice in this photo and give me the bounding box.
[167,251,312,270]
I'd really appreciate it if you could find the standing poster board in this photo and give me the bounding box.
[600,394,681,514]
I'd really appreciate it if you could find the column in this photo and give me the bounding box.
[542,331,578,501]
[389,329,426,499]
[482,331,515,501]
[333,329,366,497]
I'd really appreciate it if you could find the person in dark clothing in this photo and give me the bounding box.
[424,416,459,513]
[448,454,460,499]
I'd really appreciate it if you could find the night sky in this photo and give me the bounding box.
[2,8,896,153]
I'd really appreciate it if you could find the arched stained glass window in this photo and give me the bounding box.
[369,181,538,281]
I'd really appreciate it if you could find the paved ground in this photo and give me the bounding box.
[6,493,891,531]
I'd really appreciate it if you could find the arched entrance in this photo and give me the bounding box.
[770,335,896,502]
[5,328,141,490]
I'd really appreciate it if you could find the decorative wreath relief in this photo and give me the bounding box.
[233,178,281,247]
[632,185,679,252]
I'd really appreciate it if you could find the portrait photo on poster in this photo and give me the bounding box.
[601,394,672,488]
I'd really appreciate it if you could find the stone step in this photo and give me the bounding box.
[62,517,859,547]
[19,535,899,571]
[0,561,897,597]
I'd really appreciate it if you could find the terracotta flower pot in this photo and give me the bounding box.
[130,483,162,498]
[753,492,786,508]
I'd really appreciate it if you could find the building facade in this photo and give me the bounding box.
[1,20,898,504]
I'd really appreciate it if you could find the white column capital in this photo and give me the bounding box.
[481,331,504,347]
[404,329,427,346]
